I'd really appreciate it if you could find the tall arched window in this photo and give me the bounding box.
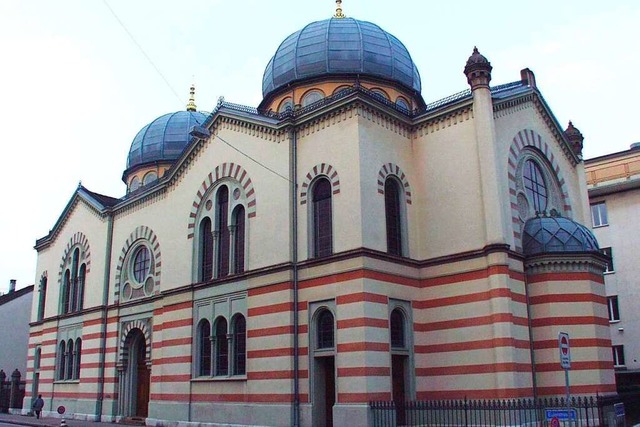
[385,178,403,256]
[58,341,66,380]
[37,276,47,321]
[70,249,79,312]
[77,264,86,311]
[197,319,211,376]
[317,309,334,349]
[216,186,230,277]
[390,309,405,348]
[200,218,213,281]
[233,206,246,274]
[61,247,87,314]
[523,159,548,213]
[312,178,333,258]
[62,270,71,314]
[214,317,228,376]
[232,315,246,375]
[66,339,74,380]
[74,338,82,379]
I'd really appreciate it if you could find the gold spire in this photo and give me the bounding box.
[334,0,345,18]
[186,84,197,112]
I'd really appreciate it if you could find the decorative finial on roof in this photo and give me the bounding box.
[186,84,197,112]
[464,46,492,90]
[564,121,584,158]
[334,0,345,18]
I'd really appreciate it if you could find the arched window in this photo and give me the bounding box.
[69,248,80,311]
[312,178,333,258]
[66,339,74,380]
[301,90,324,107]
[37,276,47,321]
[278,97,293,113]
[143,171,158,186]
[34,347,42,370]
[317,309,334,349]
[396,97,410,111]
[370,88,390,100]
[232,315,246,375]
[233,206,246,274]
[216,186,230,277]
[58,341,66,380]
[74,338,82,379]
[130,176,141,192]
[199,218,213,281]
[197,319,211,376]
[214,317,228,376]
[133,246,151,283]
[77,264,86,311]
[523,159,548,213]
[390,309,405,348]
[333,85,351,96]
[385,178,403,256]
[62,270,71,314]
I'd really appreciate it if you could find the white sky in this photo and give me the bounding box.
[0,0,638,291]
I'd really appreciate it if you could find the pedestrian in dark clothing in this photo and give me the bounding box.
[32,394,44,419]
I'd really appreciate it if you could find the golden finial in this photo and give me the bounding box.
[186,83,197,112]
[334,0,345,18]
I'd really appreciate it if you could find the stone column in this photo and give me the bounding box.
[9,369,21,409]
[211,230,220,279]
[228,225,237,274]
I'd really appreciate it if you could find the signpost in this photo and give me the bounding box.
[559,332,572,426]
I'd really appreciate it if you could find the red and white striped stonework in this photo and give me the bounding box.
[525,253,616,395]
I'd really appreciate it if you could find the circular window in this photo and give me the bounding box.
[132,246,151,283]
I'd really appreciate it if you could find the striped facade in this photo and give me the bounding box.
[25,27,615,427]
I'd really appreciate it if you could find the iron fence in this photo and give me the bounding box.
[370,395,623,427]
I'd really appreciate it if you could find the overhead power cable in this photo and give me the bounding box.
[102,0,183,106]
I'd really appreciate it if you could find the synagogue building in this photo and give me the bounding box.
[25,2,616,426]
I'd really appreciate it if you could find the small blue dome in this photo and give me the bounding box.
[126,110,208,173]
[522,215,599,256]
[262,17,421,99]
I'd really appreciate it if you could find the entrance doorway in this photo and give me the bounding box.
[392,354,408,425]
[120,328,150,418]
[313,356,335,427]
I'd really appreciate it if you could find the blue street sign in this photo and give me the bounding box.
[614,403,625,417]
[545,409,577,421]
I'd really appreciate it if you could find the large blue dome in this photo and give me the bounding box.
[262,17,422,99]
[522,215,599,256]
[126,110,208,173]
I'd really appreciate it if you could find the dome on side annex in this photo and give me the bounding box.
[261,16,421,102]
[522,214,599,256]
[123,86,208,188]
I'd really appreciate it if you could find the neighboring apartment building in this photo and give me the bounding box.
[0,280,33,376]
[586,144,640,392]
[25,5,616,427]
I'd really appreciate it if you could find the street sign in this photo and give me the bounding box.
[559,332,571,369]
[614,402,625,417]
[545,409,577,421]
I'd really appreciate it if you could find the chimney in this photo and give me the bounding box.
[9,280,16,293]
[520,68,537,89]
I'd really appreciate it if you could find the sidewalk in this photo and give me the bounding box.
[0,413,118,427]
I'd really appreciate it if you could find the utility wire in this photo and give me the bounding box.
[103,1,291,185]
[215,134,292,184]
[102,0,184,106]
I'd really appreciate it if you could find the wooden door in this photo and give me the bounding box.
[136,340,150,417]
[324,357,335,427]
[392,355,406,425]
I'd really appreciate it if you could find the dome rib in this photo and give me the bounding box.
[261,17,421,99]
[124,110,208,179]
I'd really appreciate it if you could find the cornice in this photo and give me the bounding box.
[413,105,473,138]
[524,252,607,275]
